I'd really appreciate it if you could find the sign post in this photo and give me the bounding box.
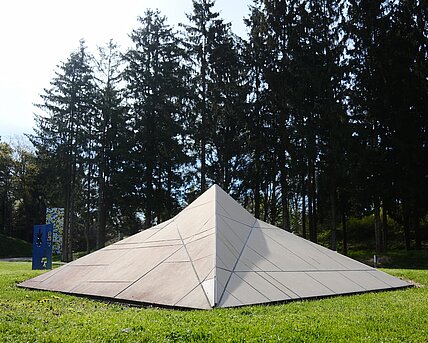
[32,224,53,270]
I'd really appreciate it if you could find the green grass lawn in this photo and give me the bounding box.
[0,263,427,342]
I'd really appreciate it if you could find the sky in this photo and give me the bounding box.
[0,0,252,141]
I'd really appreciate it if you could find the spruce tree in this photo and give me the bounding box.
[31,40,96,261]
[124,10,189,227]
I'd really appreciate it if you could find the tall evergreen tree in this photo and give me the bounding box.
[93,40,127,248]
[182,0,225,193]
[347,0,428,251]
[31,40,96,261]
[0,142,14,236]
[124,10,189,228]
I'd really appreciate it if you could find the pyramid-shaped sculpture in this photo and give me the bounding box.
[19,185,410,309]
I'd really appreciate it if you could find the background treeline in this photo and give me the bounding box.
[0,0,426,262]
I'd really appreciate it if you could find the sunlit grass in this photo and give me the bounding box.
[0,262,427,342]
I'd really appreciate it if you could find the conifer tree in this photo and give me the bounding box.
[124,10,189,227]
[182,0,224,193]
[31,40,96,261]
[93,40,127,248]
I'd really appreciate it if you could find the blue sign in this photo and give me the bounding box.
[32,224,53,270]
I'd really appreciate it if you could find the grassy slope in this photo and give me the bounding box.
[0,263,427,342]
[0,234,32,258]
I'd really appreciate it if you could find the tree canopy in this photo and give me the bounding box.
[1,0,426,260]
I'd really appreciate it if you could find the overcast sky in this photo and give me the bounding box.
[0,0,252,141]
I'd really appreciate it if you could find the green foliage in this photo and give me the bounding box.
[0,141,44,242]
[4,0,426,256]
[0,262,427,342]
[123,9,190,227]
[0,235,32,258]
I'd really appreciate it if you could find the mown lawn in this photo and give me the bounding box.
[0,262,427,342]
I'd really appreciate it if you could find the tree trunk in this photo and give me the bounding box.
[62,196,70,262]
[308,159,317,243]
[301,177,307,239]
[414,210,422,250]
[414,219,422,250]
[254,179,260,219]
[403,206,411,251]
[374,197,382,255]
[271,180,277,225]
[97,153,107,249]
[97,197,106,249]
[200,37,208,194]
[330,183,337,251]
[1,194,6,234]
[342,212,348,256]
[146,168,153,228]
[308,170,314,241]
[85,155,92,253]
[280,165,290,231]
[263,182,269,222]
[381,204,388,252]
[166,166,173,219]
[201,138,206,193]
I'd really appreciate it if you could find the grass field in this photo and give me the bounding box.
[0,262,427,342]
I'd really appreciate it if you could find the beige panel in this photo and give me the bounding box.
[20,264,66,282]
[117,240,182,249]
[183,225,215,245]
[144,221,182,242]
[117,261,201,307]
[70,281,130,298]
[340,271,391,290]
[201,278,215,307]
[259,272,300,299]
[183,186,215,211]
[192,255,215,282]
[88,245,182,282]
[186,233,215,261]
[105,241,182,250]
[29,265,102,292]
[255,219,278,230]
[305,239,374,270]
[307,271,365,294]
[17,280,42,289]
[175,201,214,239]
[264,272,334,298]
[215,202,234,221]
[235,245,281,272]
[216,268,231,303]
[215,186,256,227]
[217,215,251,251]
[247,230,315,271]
[72,248,127,266]
[116,226,163,245]
[217,232,240,259]
[368,270,410,288]
[221,273,269,306]
[261,229,345,270]
[216,237,239,271]
[164,246,191,262]
[218,290,243,308]
[175,285,211,309]
[235,271,291,302]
